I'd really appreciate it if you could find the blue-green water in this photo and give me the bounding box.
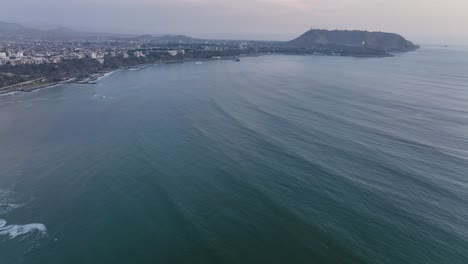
[1,47,468,263]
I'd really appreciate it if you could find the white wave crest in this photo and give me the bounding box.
[96,70,119,81]
[0,219,47,239]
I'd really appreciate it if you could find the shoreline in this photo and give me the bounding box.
[0,55,252,96]
[0,79,72,96]
[0,51,391,96]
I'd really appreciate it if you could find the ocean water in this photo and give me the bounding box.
[0,47,468,263]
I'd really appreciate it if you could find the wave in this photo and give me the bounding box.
[0,203,23,215]
[0,219,47,239]
[0,91,21,97]
[96,70,120,82]
[0,190,29,214]
[0,191,47,240]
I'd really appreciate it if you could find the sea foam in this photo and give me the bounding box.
[0,219,47,239]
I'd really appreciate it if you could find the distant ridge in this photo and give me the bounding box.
[288,29,419,52]
[0,21,197,43]
[132,34,195,43]
[0,21,135,40]
[0,21,25,33]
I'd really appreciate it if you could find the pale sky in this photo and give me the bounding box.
[1,0,467,44]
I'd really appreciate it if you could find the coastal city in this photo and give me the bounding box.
[0,37,272,93]
[0,38,258,66]
[0,21,417,94]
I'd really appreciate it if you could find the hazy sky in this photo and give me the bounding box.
[2,0,467,44]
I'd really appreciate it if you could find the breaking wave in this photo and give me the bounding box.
[0,220,47,239]
[0,191,47,240]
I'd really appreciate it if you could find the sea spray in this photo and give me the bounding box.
[0,220,47,239]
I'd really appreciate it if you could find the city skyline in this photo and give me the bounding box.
[1,0,468,44]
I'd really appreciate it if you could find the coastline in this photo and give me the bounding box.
[0,79,69,96]
[0,55,252,96]
[1,66,146,96]
[0,51,391,96]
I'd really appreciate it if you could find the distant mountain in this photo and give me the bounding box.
[0,21,44,39]
[0,21,196,42]
[0,21,25,33]
[0,21,134,40]
[132,34,195,43]
[288,29,418,52]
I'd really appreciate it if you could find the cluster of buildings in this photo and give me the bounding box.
[0,41,109,66]
[0,38,257,67]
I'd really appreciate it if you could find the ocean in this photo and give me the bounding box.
[1,47,468,263]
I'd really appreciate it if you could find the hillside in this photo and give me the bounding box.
[132,34,195,43]
[0,21,133,40]
[288,29,419,52]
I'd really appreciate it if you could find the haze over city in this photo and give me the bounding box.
[1,0,467,44]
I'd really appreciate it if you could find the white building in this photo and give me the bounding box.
[167,50,178,56]
[134,51,144,58]
[90,52,105,60]
[52,57,62,64]
[75,53,85,59]
[0,52,7,65]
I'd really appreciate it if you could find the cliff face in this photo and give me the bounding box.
[288,30,418,52]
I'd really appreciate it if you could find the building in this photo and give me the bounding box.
[75,53,85,59]
[133,51,144,58]
[167,50,178,56]
[52,57,62,63]
[0,52,7,65]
